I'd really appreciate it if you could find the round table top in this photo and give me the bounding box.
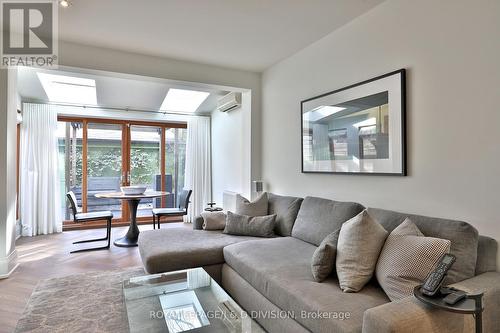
[95,191,170,199]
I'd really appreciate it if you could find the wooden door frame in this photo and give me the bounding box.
[58,116,187,230]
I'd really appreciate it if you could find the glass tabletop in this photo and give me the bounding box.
[123,268,265,333]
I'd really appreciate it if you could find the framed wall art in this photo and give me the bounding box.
[301,69,406,175]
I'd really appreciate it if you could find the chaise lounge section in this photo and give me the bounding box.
[138,194,500,333]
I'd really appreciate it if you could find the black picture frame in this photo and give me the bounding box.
[301,69,406,176]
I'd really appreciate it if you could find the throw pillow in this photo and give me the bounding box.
[235,192,268,216]
[268,193,303,236]
[223,211,276,238]
[201,211,226,230]
[336,210,388,292]
[311,229,340,282]
[376,218,451,301]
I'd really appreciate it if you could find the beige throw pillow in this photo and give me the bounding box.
[311,229,340,282]
[235,193,268,216]
[376,218,451,301]
[336,210,388,292]
[201,211,226,230]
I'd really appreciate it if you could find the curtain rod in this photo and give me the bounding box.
[23,101,211,118]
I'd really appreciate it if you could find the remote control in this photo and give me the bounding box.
[444,291,467,305]
[421,253,456,296]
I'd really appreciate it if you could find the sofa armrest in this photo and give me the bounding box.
[362,272,500,333]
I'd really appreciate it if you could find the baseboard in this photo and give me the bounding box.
[0,249,19,279]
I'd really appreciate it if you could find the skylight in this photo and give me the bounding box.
[304,105,346,122]
[160,88,210,113]
[37,72,97,105]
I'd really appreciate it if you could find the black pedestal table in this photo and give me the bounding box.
[95,191,169,247]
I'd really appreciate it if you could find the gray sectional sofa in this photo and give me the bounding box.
[138,194,500,333]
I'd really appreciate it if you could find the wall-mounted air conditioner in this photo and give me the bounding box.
[216,92,241,112]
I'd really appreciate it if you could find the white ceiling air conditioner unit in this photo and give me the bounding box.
[217,92,241,112]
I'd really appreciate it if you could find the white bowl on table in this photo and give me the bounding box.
[120,186,148,195]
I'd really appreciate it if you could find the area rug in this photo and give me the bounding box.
[15,267,145,333]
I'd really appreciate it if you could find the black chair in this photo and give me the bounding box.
[152,189,192,229]
[66,191,113,253]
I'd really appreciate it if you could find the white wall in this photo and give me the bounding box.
[211,91,252,205]
[262,0,500,266]
[0,69,19,278]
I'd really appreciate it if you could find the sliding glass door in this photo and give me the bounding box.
[165,128,187,208]
[57,117,187,228]
[129,125,162,217]
[57,121,83,220]
[86,123,124,219]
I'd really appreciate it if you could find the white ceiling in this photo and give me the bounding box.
[58,0,385,71]
[17,67,227,113]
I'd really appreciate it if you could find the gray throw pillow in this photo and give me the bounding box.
[311,229,340,282]
[268,193,303,236]
[224,211,276,238]
[336,210,388,292]
[235,193,268,216]
[376,218,451,301]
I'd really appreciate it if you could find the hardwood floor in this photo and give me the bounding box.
[0,223,184,333]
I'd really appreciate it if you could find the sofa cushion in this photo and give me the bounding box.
[376,218,451,301]
[311,229,340,282]
[201,211,226,230]
[367,208,479,284]
[292,196,365,246]
[223,237,389,333]
[138,226,260,273]
[223,211,276,238]
[268,193,303,236]
[336,210,388,293]
[235,192,268,216]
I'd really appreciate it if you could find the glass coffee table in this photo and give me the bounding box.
[123,268,265,333]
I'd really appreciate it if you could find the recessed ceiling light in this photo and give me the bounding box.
[59,0,71,8]
[160,88,210,113]
[37,72,97,105]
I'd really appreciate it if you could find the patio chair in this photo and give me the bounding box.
[66,191,113,253]
[152,189,192,229]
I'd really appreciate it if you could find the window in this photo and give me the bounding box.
[165,128,187,207]
[329,128,348,159]
[359,125,377,159]
[56,121,83,220]
[37,73,97,105]
[160,88,209,113]
[57,117,187,228]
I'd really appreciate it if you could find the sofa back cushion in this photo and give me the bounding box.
[292,196,365,246]
[367,207,478,284]
[268,193,303,236]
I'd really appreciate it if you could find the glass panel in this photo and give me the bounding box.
[87,123,123,218]
[56,121,83,220]
[165,128,187,208]
[329,128,348,159]
[359,125,378,159]
[123,268,263,333]
[130,125,162,217]
[302,89,395,173]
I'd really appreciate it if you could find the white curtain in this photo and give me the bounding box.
[183,116,211,222]
[20,104,62,236]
